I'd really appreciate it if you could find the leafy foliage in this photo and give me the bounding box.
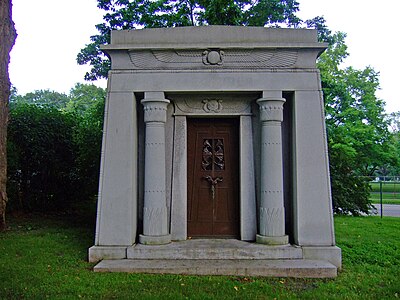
[9,89,70,110]
[65,83,106,116]
[7,104,77,211]
[317,31,397,214]
[329,149,371,215]
[7,85,105,213]
[382,112,400,176]
[72,95,105,204]
[77,0,301,80]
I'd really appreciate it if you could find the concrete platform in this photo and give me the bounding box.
[94,259,337,278]
[92,239,339,277]
[127,239,302,260]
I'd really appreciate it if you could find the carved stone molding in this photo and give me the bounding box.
[141,99,170,123]
[202,50,224,65]
[202,99,223,113]
[170,93,256,116]
[257,98,286,122]
[143,206,168,236]
[129,49,298,70]
[259,207,285,236]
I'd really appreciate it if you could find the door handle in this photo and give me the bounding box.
[203,176,223,200]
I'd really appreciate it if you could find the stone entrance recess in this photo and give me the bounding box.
[89,26,341,278]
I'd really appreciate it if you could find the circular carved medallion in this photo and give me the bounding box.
[207,51,221,65]
[203,99,223,113]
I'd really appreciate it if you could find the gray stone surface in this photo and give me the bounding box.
[292,90,335,246]
[127,239,302,260]
[108,26,320,45]
[95,239,339,277]
[239,115,257,240]
[140,95,171,244]
[257,94,287,243]
[94,259,337,278]
[303,246,342,269]
[89,246,127,263]
[95,91,137,246]
[170,116,187,241]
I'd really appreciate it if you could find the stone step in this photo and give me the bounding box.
[94,259,337,278]
[127,239,303,260]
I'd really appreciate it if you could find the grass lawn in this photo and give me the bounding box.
[0,214,399,299]
[369,182,400,205]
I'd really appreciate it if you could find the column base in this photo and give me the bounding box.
[256,234,288,245]
[139,234,171,245]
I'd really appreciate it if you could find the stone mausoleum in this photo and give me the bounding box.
[89,26,341,277]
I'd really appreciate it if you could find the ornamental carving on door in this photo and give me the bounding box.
[202,139,225,171]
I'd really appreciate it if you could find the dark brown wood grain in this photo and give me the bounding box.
[187,118,239,238]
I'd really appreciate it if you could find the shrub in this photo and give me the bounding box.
[7,103,77,211]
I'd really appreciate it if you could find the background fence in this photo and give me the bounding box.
[364,176,400,217]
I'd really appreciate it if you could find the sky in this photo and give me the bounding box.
[9,0,399,113]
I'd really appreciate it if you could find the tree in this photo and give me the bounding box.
[64,83,106,115]
[384,112,400,176]
[10,89,70,110]
[67,83,106,206]
[7,84,106,214]
[319,32,396,175]
[317,31,396,214]
[7,104,77,211]
[77,0,301,80]
[0,0,17,230]
[72,97,105,205]
[388,111,400,133]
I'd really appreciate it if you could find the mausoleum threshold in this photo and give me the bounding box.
[94,239,338,278]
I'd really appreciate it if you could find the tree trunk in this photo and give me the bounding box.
[0,0,17,230]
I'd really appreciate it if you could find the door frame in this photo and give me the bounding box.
[170,96,257,241]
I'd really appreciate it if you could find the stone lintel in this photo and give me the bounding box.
[144,91,166,100]
[262,90,283,99]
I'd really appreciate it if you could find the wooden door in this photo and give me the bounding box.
[187,118,239,238]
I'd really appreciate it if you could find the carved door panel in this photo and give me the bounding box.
[187,118,239,238]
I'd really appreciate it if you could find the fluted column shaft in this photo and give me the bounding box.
[256,94,288,245]
[139,95,171,245]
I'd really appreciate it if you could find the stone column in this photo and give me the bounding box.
[256,91,288,245]
[139,92,171,245]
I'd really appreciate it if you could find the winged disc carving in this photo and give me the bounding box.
[129,49,298,69]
